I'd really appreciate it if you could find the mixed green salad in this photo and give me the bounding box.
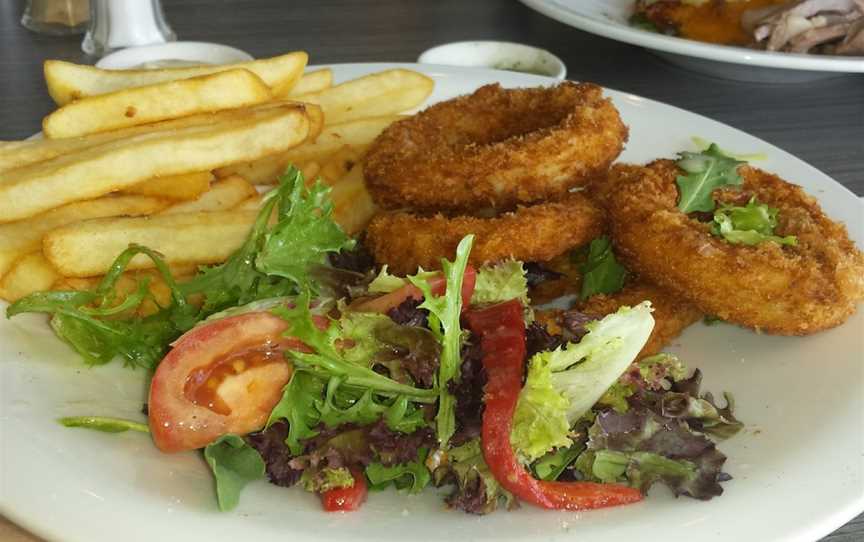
[7,167,742,513]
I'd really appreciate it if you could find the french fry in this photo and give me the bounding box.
[0,101,322,175]
[43,169,371,277]
[317,145,366,184]
[283,68,333,97]
[294,69,433,125]
[43,69,273,139]
[304,102,325,143]
[53,266,197,316]
[123,171,214,200]
[161,175,257,214]
[230,160,320,211]
[0,252,60,302]
[0,104,310,223]
[45,52,308,105]
[330,166,377,236]
[300,162,322,184]
[0,141,30,151]
[234,194,265,211]
[43,211,259,277]
[214,115,400,184]
[0,195,170,279]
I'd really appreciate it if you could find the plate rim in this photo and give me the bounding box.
[518,0,864,73]
[1,61,862,542]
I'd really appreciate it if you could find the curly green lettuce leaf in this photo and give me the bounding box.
[204,434,266,511]
[8,166,354,370]
[510,303,655,461]
[407,235,474,447]
[266,371,324,454]
[267,372,428,456]
[711,197,797,246]
[676,143,745,213]
[366,448,431,493]
[289,353,436,402]
[316,377,427,433]
[441,439,514,514]
[274,292,437,402]
[337,312,396,366]
[367,266,407,293]
[181,166,352,314]
[471,260,529,305]
[367,266,438,294]
[267,292,436,453]
[300,466,355,493]
[7,245,196,369]
[511,352,572,462]
[58,416,150,433]
[256,167,355,285]
[272,288,341,356]
[579,237,627,300]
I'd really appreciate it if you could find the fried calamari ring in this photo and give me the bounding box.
[607,160,864,335]
[577,280,703,360]
[366,193,604,275]
[364,82,628,212]
[533,273,702,360]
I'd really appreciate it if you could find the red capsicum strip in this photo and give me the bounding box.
[464,300,644,511]
[320,469,368,512]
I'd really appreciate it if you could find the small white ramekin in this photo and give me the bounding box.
[96,41,253,69]
[418,41,566,79]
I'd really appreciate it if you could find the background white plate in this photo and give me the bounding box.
[1,63,862,542]
[519,0,864,78]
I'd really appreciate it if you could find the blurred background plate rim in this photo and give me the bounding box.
[518,0,864,73]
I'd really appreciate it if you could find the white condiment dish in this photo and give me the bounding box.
[96,41,253,69]
[418,41,566,79]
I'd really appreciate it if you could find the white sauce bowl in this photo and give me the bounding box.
[418,41,566,79]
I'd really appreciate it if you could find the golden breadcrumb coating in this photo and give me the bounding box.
[606,160,864,335]
[364,82,627,212]
[366,193,604,275]
[578,280,703,360]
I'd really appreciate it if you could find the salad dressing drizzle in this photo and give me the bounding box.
[184,343,285,415]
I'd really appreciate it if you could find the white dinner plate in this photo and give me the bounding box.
[519,0,864,80]
[1,63,862,542]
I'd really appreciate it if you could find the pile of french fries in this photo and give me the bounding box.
[0,52,434,303]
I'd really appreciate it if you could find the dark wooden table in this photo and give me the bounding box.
[0,0,861,540]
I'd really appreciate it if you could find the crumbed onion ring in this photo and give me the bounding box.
[577,280,703,360]
[606,160,864,335]
[364,82,628,212]
[365,193,604,275]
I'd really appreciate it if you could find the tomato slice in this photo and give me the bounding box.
[320,469,368,512]
[351,266,477,314]
[149,311,317,453]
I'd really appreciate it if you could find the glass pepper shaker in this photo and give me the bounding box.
[21,0,90,36]
[82,0,176,57]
